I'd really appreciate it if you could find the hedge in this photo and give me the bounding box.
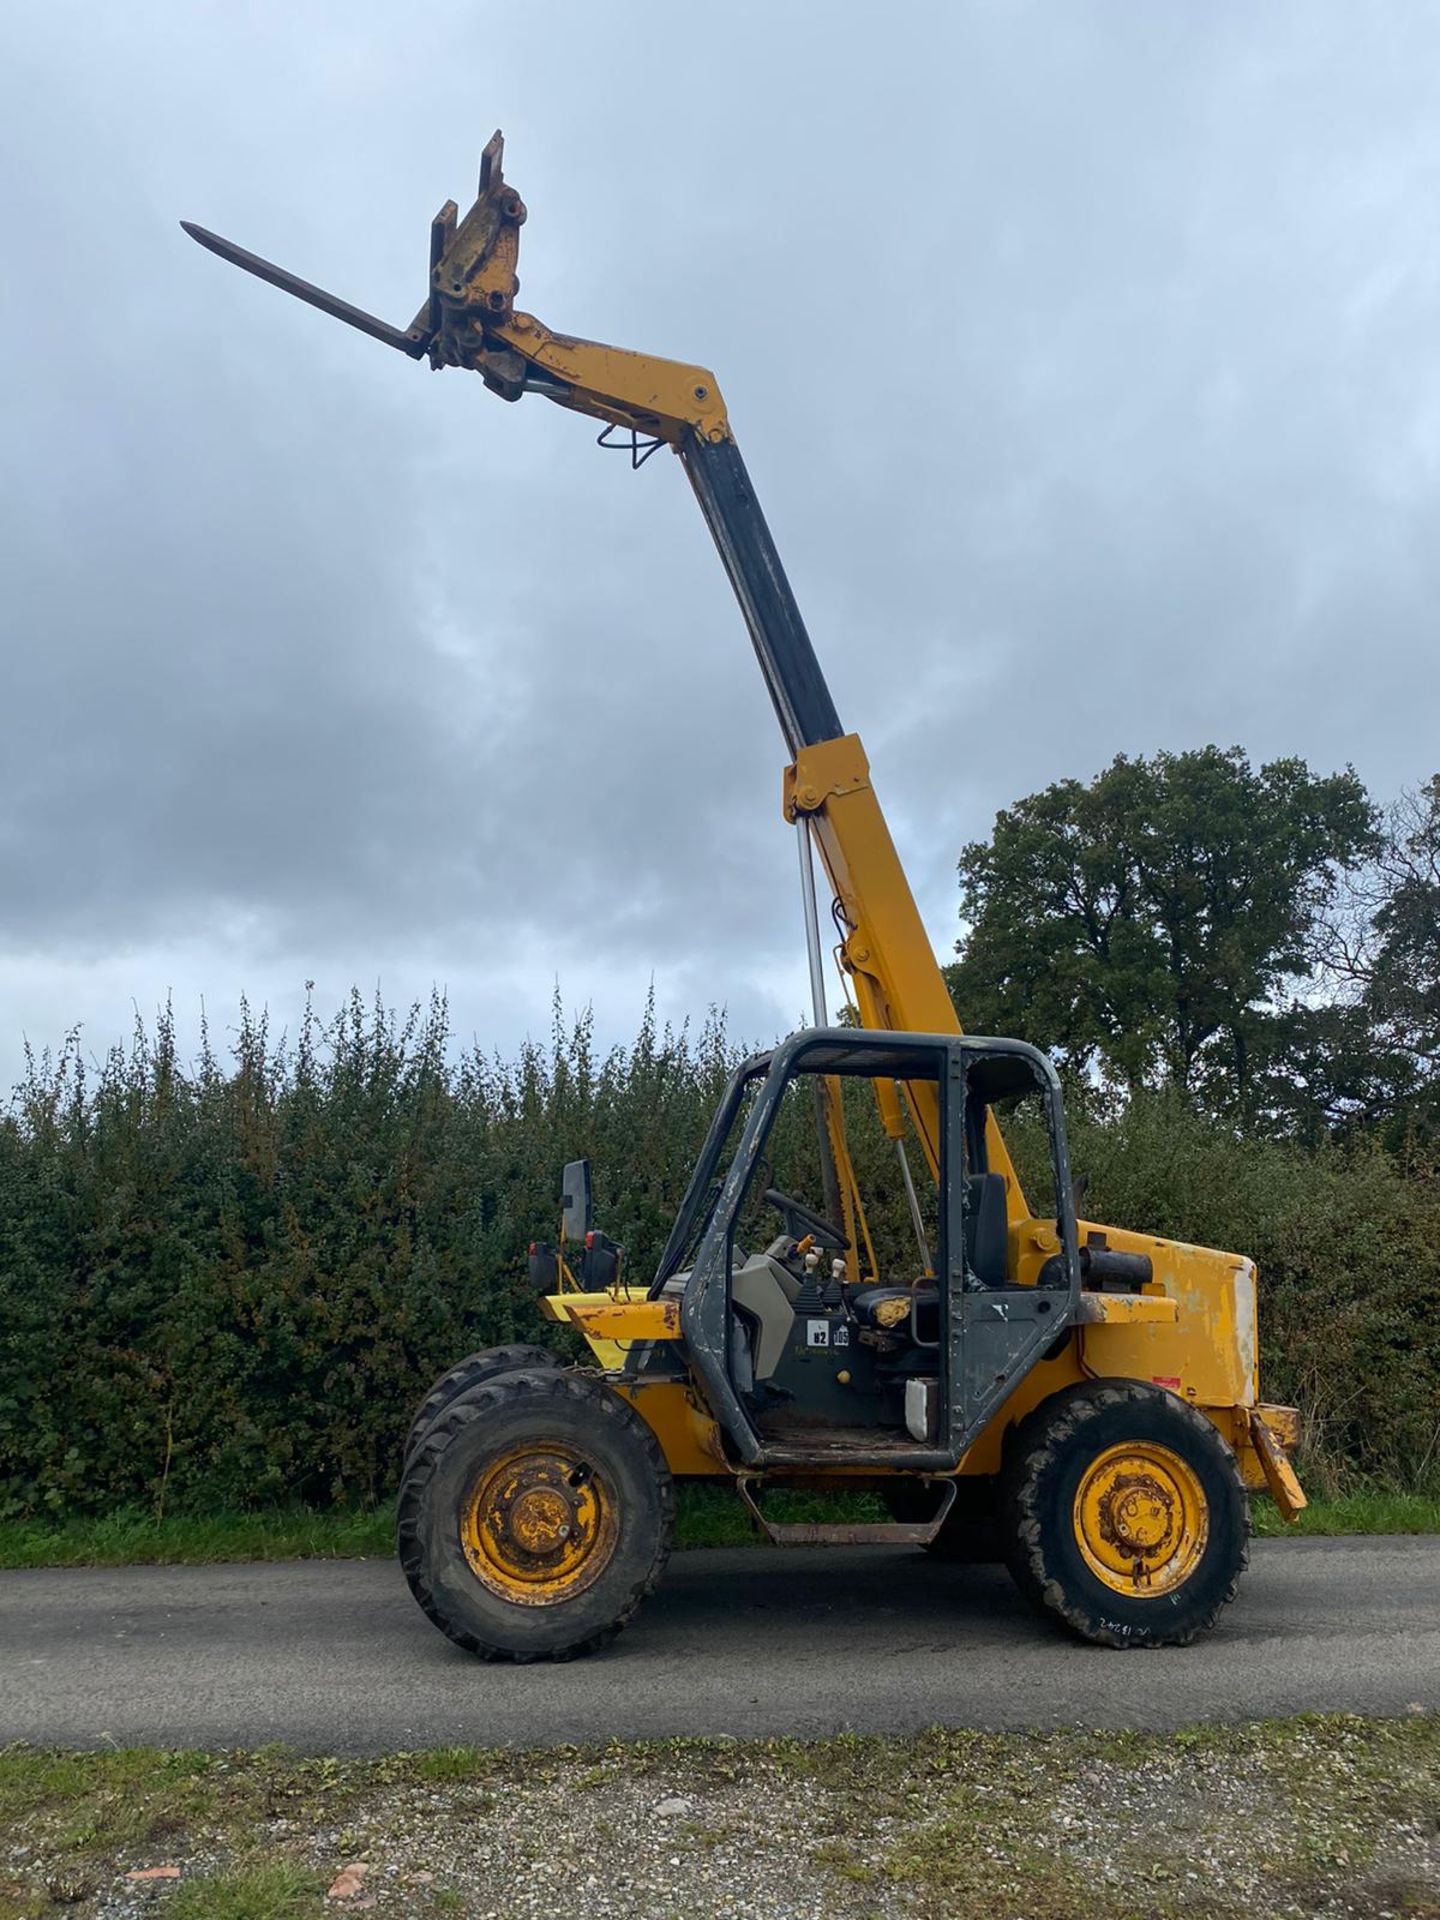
[0,992,1435,1519]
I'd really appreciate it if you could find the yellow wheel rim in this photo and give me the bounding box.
[459,1443,618,1605]
[1072,1441,1209,1599]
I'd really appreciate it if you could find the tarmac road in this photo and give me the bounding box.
[3,1536,1437,1753]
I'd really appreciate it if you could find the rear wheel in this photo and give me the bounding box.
[403,1344,564,1464]
[397,1368,674,1662]
[1000,1380,1248,1648]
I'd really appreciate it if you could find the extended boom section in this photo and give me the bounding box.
[184,130,1022,1201]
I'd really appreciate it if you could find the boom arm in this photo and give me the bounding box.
[184,130,1024,1208]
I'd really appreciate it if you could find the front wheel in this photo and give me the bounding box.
[1000,1380,1248,1649]
[397,1368,674,1662]
[402,1344,565,1464]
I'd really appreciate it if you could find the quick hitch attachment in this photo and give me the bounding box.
[183,131,730,445]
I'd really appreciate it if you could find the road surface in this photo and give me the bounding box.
[3,1536,1436,1752]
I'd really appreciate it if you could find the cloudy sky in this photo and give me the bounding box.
[3,3,1437,1089]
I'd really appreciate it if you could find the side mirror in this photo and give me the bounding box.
[560,1159,592,1244]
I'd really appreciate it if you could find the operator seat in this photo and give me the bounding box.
[849,1173,1011,1337]
[963,1172,1009,1289]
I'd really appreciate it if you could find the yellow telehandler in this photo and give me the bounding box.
[186,133,1305,1660]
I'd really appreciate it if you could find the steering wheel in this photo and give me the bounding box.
[763,1187,849,1251]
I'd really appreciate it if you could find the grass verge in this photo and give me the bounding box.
[2,1484,1437,1571]
[0,1507,396,1571]
[1250,1485,1440,1538]
[1,1716,1437,1919]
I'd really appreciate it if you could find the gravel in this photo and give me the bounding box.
[3,1716,1438,1920]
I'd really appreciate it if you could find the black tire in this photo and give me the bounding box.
[397,1368,674,1662]
[882,1477,1003,1563]
[403,1345,564,1464]
[999,1380,1249,1649]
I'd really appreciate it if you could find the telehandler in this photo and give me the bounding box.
[186,133,1305,1661]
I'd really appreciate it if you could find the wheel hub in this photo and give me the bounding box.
[1073,1441,1209,1598]
[506,1483,575,1554]
[460,1444,618,1605]
[1107,1478,1171,1552]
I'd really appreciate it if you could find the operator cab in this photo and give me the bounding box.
[648,1027,1080,1467]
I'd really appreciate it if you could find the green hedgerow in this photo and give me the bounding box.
[0,990,1435,1521]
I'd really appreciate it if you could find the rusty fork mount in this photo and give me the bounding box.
[184,131,733,449]
[183,130,846,765]
[187,133,524,375]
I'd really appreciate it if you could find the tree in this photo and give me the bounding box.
[946,747,1377,1116]
[1369,779,1440,1094]
[1303,777,1440,1141]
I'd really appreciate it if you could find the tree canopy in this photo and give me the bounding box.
[946,746,1379,1119]
[1300,776,1440,1142]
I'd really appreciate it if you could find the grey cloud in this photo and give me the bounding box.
[3,1,1438,1084]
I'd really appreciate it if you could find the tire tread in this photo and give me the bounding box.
[402,1344,563,1463]
[396,1368,675,1663]
[1000,1379,1249,1650]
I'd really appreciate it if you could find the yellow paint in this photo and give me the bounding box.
[608,1378,730,1477]
[821,1073,878,1286]
[459,1442,619,1605]
[1201,1405,1262,1490]
[547,1267,1297,1515]
[1011,1216,1253,1415]
[784,735,1024,1215]
[1253,1403,1301,1450]
[1077,1238,1257,1410]
[1073,1293,1178,1326]
[1246,1408,1309,1520]
[539,1287,679,1370]
[1072,1440,1209,1598]
[493,313,732,446]
[564,1297,682,1344]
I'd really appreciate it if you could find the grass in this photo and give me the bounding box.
[0,1487,882,1566]
[167,1858,323,1920]
[2,1481,1437,1571]
[1250,1485,1440,1537]
[0,1505,396,1570]
[0,1718,1437,1919]
[0,1747,363,1920]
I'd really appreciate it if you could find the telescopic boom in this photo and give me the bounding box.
[184,131,1024,1207]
